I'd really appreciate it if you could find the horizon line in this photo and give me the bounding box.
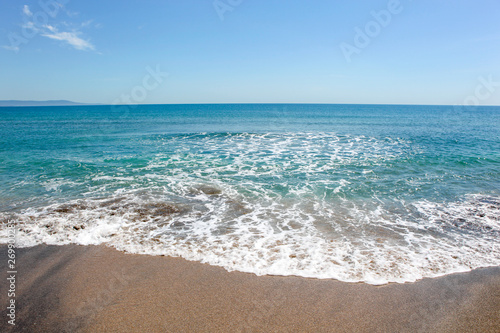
[1,101,500,108]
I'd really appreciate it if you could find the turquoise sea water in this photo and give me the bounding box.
[1,104,499,284]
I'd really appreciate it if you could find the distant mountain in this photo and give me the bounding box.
[0,100,92,107]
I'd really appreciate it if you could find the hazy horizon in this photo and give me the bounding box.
[3,100,500,108]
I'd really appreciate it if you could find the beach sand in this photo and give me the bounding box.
[1,244,499,332]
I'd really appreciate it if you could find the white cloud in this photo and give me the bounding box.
[2,45,20,52]
[23,5,32,17]
[81,20,93,28]
[41,29,95,51]
[22,21,39,32]
[64,9,79,18]
[43,24,57,32]
[3,4,97,53]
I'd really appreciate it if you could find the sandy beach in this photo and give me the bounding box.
[0,244,498,332]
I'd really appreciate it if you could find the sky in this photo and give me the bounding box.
[0,0,499,106]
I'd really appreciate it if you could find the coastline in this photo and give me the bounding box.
[1,244,499,332]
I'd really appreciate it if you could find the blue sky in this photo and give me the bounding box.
[1,0,499,105]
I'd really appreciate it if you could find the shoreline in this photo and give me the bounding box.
[1,244,499,332]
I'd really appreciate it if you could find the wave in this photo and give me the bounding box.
[1,189,499,285]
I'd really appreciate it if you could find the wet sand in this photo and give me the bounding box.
[0,244,499,332]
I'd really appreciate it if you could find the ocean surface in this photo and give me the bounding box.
[1,104,499,284]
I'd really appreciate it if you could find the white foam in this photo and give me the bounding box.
[1,191,499,285]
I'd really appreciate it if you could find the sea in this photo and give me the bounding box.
[0,103,499,285]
